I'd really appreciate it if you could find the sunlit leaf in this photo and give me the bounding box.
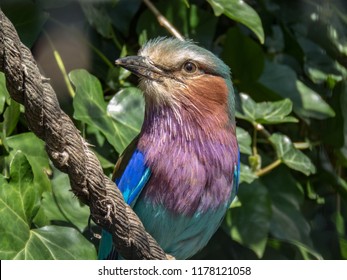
[0,152,95,259]
[70,69,141,153]
[239,163,258,184]
[7,132,51,193]
[107,87,144,133]
[0,152,38,259]
[15,226,96,260]
[2,99,20,137]
[238,93,298,124]
[269,133,316,175]
[2,152,39,222]
[236,127,252,155]
[296,80,336,119]
[207,0,264,44]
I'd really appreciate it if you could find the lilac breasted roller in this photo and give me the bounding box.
[98,37,240,260]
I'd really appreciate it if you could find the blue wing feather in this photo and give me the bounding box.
[98,148,151,259]
[116,149,151,205]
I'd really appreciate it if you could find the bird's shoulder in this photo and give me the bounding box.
[112,135,151,206]
[112,135,140,181]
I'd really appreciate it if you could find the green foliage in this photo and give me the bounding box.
[225,180,271,258]
[237,93,298,124]
[70,69,142,153]
[269,133,315,176]
[207,0,264,44]
[1,0,346,260]
[41,168,90,232]
[0,152,96,259]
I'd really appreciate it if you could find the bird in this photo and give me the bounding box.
[98,37,240,260]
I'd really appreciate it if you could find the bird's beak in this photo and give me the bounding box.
[115,56,165,81]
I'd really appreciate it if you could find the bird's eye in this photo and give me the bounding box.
[182,61,198,73]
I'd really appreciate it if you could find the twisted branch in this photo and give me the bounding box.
[0,8,169,260]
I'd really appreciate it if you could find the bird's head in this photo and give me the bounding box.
[116,37,235,125]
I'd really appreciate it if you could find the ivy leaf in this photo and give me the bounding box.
[207,0,264,44]
[7,132,51,193]
[1,152,39,223]
[70,69,141,153]
[269,133,316,175]
[0,152,95,259]
[41,168,90,232]
[2,99,20,137]
[1,72,20,137]
[259,61,335,119]
[237,93,298,124]
[16,226,96,260]
[0,152,38,259]
[239,163,258,184]
[107,87,144,134]
[236,127,252,155]
[225,180,271,258]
